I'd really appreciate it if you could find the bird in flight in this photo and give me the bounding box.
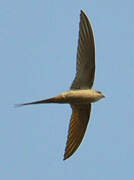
[17,10,105,160]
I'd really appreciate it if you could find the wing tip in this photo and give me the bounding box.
[63,151,72,160]
[80,9,87,18]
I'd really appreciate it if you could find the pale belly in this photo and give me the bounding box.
[60,89,99,104]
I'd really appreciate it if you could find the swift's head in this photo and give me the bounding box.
[89,89,105,102]
[95,90,105,101]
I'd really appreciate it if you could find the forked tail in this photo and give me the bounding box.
[15,96,62,107]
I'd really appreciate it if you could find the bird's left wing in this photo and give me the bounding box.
[64,104,91,160]
[71,10,95,90]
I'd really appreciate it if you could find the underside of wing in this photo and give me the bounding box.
[71,10,95,90]
[64,104,91,160]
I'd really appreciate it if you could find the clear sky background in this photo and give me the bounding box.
[0,0,134,179]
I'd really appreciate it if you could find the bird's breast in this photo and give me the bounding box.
[62,90,98,104]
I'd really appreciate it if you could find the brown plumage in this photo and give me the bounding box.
[64,10,95,159]
[71,10,95,90]
[17,10,105,160]
[64,104,91,160]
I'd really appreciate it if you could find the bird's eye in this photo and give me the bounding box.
[97,91,101,94]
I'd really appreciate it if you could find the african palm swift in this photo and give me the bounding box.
[18,10,105,160]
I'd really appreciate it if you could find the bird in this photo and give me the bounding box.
[17,10,105,160]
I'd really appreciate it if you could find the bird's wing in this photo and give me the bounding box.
[64,104,91,160]
[70,10,95,90]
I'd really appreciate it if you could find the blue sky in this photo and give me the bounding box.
[0,0,134,179]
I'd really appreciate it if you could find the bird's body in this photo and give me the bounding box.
[21,89,104,105]
[17,10,105,160]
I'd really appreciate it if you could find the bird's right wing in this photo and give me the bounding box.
[64,103,91,160]
[71,10,95,90]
